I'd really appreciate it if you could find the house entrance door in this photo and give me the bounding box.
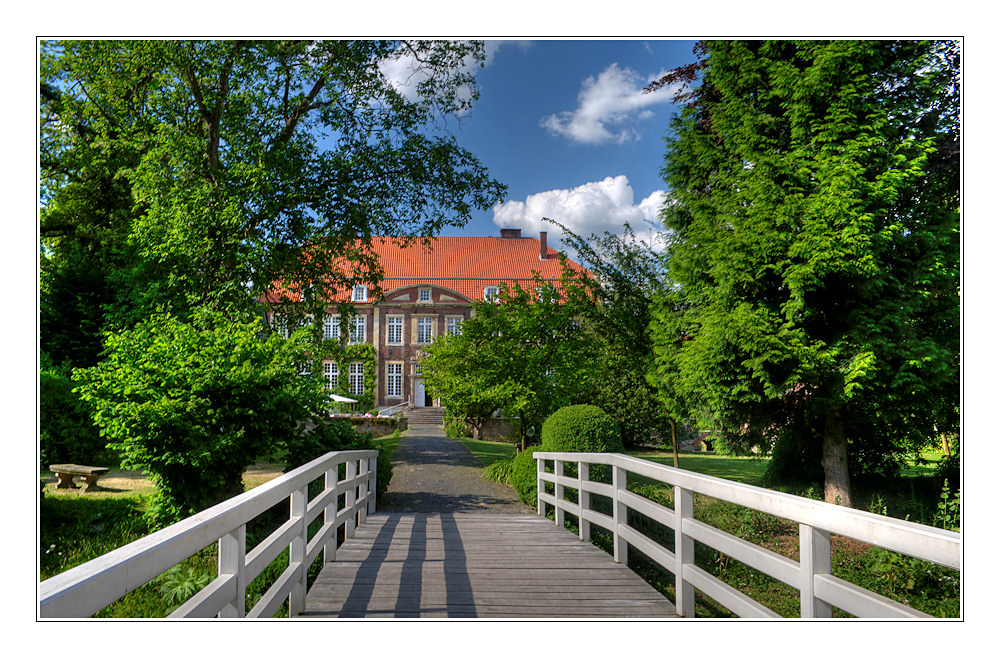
[414,378,426,407]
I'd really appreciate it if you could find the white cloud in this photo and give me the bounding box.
[540,63,677,144]
[492,175,666,255]
[379,41,518,107]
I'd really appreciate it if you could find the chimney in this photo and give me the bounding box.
[500,228,521,239]
[539,231,548,260]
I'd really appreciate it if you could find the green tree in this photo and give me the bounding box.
[422,273,597,451]
[650,40,959,505]
[552,221,676,451]
[41,40,504,500]
[74,309,328,525]
[40,39,505,326]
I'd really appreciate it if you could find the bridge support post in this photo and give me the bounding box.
[674,486,695,617]
[799,524,833,618]
[218,525,246,618]
[579,462,590,542]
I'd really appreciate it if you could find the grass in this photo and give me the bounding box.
[629,449,770,485]
[457,437,517,466]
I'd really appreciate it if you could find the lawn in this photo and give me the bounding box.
[458,437,770,487]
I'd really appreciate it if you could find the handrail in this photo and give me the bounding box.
[379,399,410,417]
[534,451,961,618]
[39,449,378,618]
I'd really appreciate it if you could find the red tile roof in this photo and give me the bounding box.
[266,233,587,303]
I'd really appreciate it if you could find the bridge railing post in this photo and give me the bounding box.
[674,485,695,617]
[346,459,357,538]
[218,524,246,618]
[579,461,590,542]
[799,524,833,618]
[358,459,369,527]
[612,464,627,565]
[324,465,339,564]
[289,484,308,617]
[368,455,378,516]
[554,459,565,528]
[536,456,545,517]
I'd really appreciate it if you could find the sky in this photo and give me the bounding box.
[384,39,700,255]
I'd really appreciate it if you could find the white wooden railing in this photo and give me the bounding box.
[535,451,961,618]
[40,449,377,618]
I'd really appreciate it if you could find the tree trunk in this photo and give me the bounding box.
[821,408,852,507]
[941,433,952,457]
[670,418,680,469]
[519,411,527,453]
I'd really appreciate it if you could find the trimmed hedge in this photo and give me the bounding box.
[540,404,623,454]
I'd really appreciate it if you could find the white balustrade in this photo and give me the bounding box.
[40,449,378,618]
[535,451,960,618]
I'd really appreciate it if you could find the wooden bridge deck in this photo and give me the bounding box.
[302,512,678,618]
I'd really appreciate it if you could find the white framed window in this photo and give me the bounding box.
[386,362,403,398]
[349,362,365,396]
[323,361,339,391]
[446,316,463,336]
[418,287,431,302]
[416,317,433,344]
[484,285,499,302]
[272,314,289,338]
[349,315,366,344]
[323,315,340,340]
[386,315,403,345]
[352,284,368,302]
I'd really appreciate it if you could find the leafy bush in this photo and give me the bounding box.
[483,455,516,484]
[443,409,471,438]
[281,417,360,472]
[75,309,328,526]
[509,447,543,506]
[158,564,211,614]
[539,404,623,453]
[40,355,107,466]
[281,417,393,504]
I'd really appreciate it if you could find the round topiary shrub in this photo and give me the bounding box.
[540,405,623,454]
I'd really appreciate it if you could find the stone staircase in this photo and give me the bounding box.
[404,406,445,428]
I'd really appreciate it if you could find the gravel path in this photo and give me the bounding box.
[380,421,533,515]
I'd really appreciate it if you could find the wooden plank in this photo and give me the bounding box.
[303,512,678,618]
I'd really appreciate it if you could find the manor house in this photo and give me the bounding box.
[267,229,586,409]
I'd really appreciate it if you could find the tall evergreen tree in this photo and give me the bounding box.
[650,40,959,505]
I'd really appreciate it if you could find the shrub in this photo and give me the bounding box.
[74,309,329,526]
[540,404,623,454]
[483,456,516,484]
[443,409,471,438]
[281,418,393,504]
[509,447,543,506]
[281,417,359,472]
[40,355,107,466]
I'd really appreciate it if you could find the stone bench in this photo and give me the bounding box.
[49,464,111,492]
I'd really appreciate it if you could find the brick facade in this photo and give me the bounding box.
[265,229,586,409]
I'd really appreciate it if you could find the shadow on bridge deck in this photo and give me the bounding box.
[301,512,678,618]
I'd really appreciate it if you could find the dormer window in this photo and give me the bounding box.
[418,287,432,303]
[484,285,499,302]
[352,284,368,302]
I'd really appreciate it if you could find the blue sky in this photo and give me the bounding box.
[387,39,699,253]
